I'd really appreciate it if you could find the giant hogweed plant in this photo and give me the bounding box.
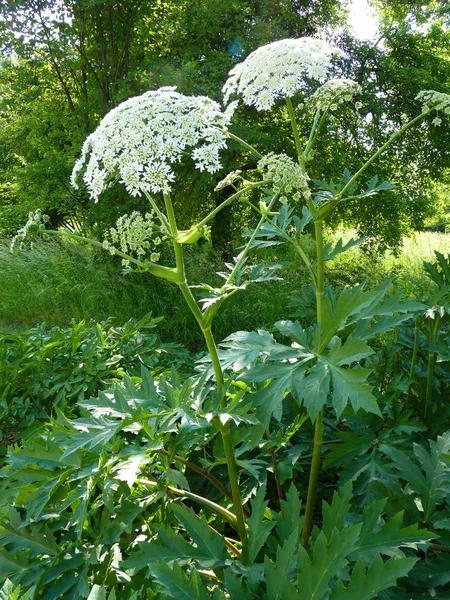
[2,37,449,597]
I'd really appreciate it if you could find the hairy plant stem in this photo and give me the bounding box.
[162,192,247,542]
[302,220,325,546]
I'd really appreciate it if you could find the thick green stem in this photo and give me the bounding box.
[406,321,420,409]
[302,220,325,546]
[219,423,248,541]
[163,192,247,541]
[424,319,439,423]
[302,412,324,545]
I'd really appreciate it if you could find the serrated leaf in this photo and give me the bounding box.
[0,579,31,600]
[245,484,275,563]
[0,546,30,578]
[61,418,123,458]
[218,330,283,371]
[330,365,381,417]
[327,336,374,366]
[223,571,252,600]
[323,237,367,262]
[172,505,227,566]
[298,361,330,422]
[150,562,210,600]
[296,524,362,599]
[329,555,416,600]
[323,431,373,470]
[276,484,303,543]
[351,509,433,562]
[0,512,58,556]
[112,452,149,488]
[321,481,353,540]
[265,529,298,600]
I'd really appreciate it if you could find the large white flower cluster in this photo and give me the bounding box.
[223,38,343,111]
[309,78,362,112]
[258,153,311,202]
[71,87,233,200]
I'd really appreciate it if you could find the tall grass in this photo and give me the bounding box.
[1,231,448,347]
[0,237,304,347]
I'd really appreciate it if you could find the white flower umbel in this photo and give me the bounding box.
[223,38,344,111]
[71,87,233,200]
[416,90,450,115]
[103,211,164,267]
[309,78,362,112]
[258,153,311,202]
[10,209,50,251]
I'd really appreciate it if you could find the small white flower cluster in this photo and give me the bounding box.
[309,78,362,112]
[416,90,450,126]
[223,38,343,111]
[10,209,50,251]
[258,153,310,202]
[103,211,163,266]
[71,87,233,200]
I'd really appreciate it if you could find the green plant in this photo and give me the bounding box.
[5,36,450,597]
[0,314,190,433]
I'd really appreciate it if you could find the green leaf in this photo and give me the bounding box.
[323,237,367,262]
[172,505,227,566]
[0,579,31,600]
[329,555,417,600]
[265,529,299,600]
[245,484,275,563]
[87,585,106,600]
[276,484,303,543]
[61,418,124,458]
[0,510,58,556]
[323,431,373,470]
[327,336,374,367]
[296,524,362,600]
[150,563,210,600]
[321,481,353,540]
[351,508,433,562]
[223,571,252,600]
[298,361,330,422]
[0,546,30,578]
[330,366,381,417]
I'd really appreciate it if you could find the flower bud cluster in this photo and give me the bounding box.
[223,38,343,111]
[103,211,163,267]
[10,209,50,251]
[71,87,233,200]
[416,90,450,125]
[309,78,362,112]
[258,153,310,202]
[214,170,243,191]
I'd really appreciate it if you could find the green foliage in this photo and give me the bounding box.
[0,383,432,598]
[0,313,190,432]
